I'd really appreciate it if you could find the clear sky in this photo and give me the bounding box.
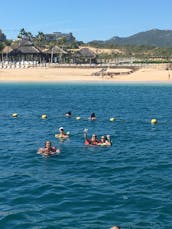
[1,0,172,42]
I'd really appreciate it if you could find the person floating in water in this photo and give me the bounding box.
[65,111,72,117]
[98,135,112,146]
[84,129,99,145]
[38,141,60,156]
[84,129,112,146]
[55,127,70,139]
[110,226,121,229]
[89,112,96,121]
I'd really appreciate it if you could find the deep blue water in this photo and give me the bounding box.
[0,83,172,229]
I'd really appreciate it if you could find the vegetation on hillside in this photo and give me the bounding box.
[1,28,172,63]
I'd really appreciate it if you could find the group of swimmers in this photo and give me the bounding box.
[84,129,112,146]
[38,112,112,156]
[65,111,97,121]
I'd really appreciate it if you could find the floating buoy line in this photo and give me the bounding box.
[8,113,159,124]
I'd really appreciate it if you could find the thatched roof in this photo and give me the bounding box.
[10,39,41,54]
[43,45,67,54]
[2,46,13,54]
[74,48,96,58]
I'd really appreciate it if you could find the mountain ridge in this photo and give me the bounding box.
[89,29,172,47]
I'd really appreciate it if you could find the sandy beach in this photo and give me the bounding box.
[0,66,171,83]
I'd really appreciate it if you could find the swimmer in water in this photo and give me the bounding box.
[38,141,60,156]
[98,135,112,146]
[65,111,72,117]
[110,226,121,229]
[55,127,70,139]
[89,112,96,121]
[84,129,100,145]
[84,129,112,146]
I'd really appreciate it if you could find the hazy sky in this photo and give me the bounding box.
[1,0,172,42]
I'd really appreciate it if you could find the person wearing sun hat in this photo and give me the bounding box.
[55,127,70,139]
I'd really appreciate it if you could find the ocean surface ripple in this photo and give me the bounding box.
[0,83,172,229]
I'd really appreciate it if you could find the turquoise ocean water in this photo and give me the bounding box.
[0,83,172,229]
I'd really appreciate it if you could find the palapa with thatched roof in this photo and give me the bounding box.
[1,39,42,63]
[0,40,98,65]
[12,39,41,54]
[2,46,13,54]
[72,47,96,64]
[1,46,13,62]
[42,45,67,63]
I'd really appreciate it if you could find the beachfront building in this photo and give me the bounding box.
[42,45,68,63]
[71,48,96,64]
[1,39,43,68]
[1,39,69,67]
[0,38,98,67]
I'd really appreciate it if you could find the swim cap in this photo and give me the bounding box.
[59,127,64,131]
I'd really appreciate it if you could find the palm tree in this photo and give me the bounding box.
[17,28,33,41]
[17,28,27,39]
[34,31,46,46]
[57,36,66,63]
[27,32,33,41]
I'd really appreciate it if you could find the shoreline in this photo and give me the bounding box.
[0,67,172,84]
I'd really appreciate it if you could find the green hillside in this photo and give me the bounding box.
[90,29,172,47]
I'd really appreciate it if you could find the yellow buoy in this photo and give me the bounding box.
[41,114,47,119]
[110,117,115,122]
[151,118,157,124]
[12,113,18,118]
[76,116,81,120]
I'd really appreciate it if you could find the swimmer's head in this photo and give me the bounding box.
[110,226,121,229]
[91,112,96,117]
[65,111,71,117]
[59,127,64,132]
[92,134,97,139]
[45,141,51,147]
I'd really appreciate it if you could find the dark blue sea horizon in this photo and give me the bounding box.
[0,83,172,229]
